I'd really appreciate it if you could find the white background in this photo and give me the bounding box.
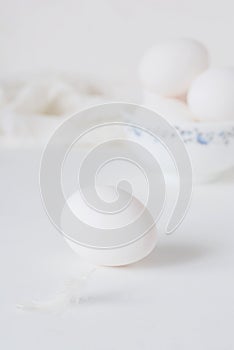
[0,0,234,81]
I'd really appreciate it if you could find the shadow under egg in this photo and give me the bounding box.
[128,241,211,270]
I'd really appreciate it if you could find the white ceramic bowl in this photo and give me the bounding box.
[125,121,234,184]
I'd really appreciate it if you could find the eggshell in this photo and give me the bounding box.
[62,186,157,266]
[143,90,195,123]
[187,68,234,121]
[139,38,209,98]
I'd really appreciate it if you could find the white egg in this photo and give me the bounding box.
[143,89,195,123]
[187,68,234,121]
[139,38,209,98]
[62,186,157,266]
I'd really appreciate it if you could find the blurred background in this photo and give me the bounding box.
[0,0,233,81]
[0,0,234,181]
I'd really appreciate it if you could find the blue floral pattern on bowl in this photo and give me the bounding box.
[129,124,234,146]
[175,126,234,145]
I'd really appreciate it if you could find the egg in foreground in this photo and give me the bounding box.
[61,186,157,266]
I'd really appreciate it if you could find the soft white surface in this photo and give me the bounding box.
[0,75,140,145]
[1,148,234,349]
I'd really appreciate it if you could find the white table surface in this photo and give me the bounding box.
[1,148,234,350]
